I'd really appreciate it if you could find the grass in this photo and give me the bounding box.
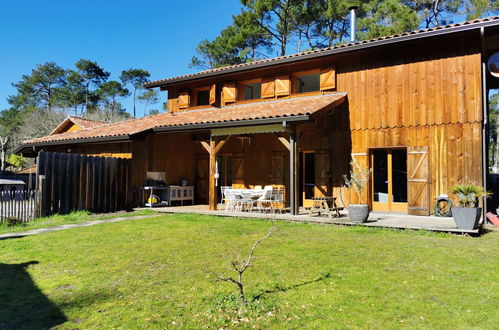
[0,213,498,328]
[0,209,157,235]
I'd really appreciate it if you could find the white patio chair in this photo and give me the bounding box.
[224,189,240,211]
[218,186,231,210]
[255,186,274,213]
[237,191,255,212]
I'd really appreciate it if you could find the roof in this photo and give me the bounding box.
[145,15,499,88]
[0,179,25,185]
[50,116,108,135]
[20,93,346,148]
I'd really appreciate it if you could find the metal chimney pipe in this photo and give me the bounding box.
[348,6,358,43]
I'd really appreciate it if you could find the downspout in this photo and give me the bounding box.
[480,26,489,223]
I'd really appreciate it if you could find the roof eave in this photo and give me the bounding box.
[13,135,132,155]
[145,19,499,89]
[152,115,310,133]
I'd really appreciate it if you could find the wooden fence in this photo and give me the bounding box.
[37,151,133,216]
[0,190,38,223]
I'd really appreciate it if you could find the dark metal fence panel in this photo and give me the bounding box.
[36,151,133,217]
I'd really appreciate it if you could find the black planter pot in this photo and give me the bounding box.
[451,207,482,230]
[348,204,370,223]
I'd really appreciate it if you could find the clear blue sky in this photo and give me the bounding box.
[0,0,243,116]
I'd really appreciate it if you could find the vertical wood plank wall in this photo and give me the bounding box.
[328,50,483,209]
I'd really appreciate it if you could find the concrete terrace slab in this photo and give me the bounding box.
[144,205,480,235]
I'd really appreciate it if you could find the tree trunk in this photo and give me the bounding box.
[0,137,8,171]
[433,0,441,27]
[133,88,137,118]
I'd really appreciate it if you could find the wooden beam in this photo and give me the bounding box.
[208,139,217,210]
[200,141,211,153]
[214,135,231,154]
[289,128,298,215]
[275,134,290,151]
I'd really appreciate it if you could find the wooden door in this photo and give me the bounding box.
[271,151,284,185]
[407,146,431,215]
[371,149,408,213]
[196,154,209,204]
[351,151,369,205]
[314,150,331,198]
[232,153,245,188]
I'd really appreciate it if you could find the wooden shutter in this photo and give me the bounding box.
[407,146,431,215]
[320,67,336,91]
[196,154,209,203]
[209,84,216,105]
[314,151,331,198]
[232,153,245,188]
[222,82,236,104]
[271,151,284,185]
[275,75,290,96]
[261,77,275,99]
[350,151,369,205]
[178,91,190,109]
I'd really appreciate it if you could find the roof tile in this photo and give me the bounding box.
[27,93,346,145]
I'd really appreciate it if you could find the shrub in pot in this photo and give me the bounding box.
[343,159,372,223]
[450,184,490,230]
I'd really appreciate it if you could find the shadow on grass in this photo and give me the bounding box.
[0,261,67,329]
[252,272,332,301]
[0,234,27,241]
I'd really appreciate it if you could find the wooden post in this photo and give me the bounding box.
[38,175,46,217]
[289,128,298,215]
[208,138,217,210]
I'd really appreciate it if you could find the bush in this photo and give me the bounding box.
[3,217,25,227]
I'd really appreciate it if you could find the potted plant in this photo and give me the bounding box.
[450,184,490,230]
[343,159,372,223]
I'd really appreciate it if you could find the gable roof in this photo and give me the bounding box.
[19,93,346,149]
[145,15,499,88]
[50,116,108,135]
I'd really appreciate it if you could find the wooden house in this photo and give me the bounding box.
[15,16,499,215]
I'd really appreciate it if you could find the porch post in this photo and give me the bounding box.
[208,138,217,210]
[289,128,298,215]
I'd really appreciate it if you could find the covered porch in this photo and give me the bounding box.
[141,92,348,214]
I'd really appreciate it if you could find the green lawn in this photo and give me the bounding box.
[0,209,157,235]
[1,214,498,329]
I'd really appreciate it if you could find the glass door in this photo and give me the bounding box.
[371,149,408,213]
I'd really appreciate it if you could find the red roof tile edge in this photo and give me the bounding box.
[26,93,347,145]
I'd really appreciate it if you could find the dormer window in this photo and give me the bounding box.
[293,70,320,94]
[239,79,261,101]
[243,82,261,100]
[196,89,210,106]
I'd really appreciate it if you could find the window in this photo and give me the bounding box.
[196,90,210,106]
[294,72,320,93]
[243,82,261,100]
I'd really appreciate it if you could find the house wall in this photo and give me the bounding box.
[42,34,485,213]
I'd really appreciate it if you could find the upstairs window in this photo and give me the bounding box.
[195,89,210,106]
[293,71,320,94]
[243,82,261,100]
[239,80,261,101]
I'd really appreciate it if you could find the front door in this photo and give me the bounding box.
[371,148,408,213]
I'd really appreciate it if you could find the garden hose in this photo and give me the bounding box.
[434,195,453,217]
